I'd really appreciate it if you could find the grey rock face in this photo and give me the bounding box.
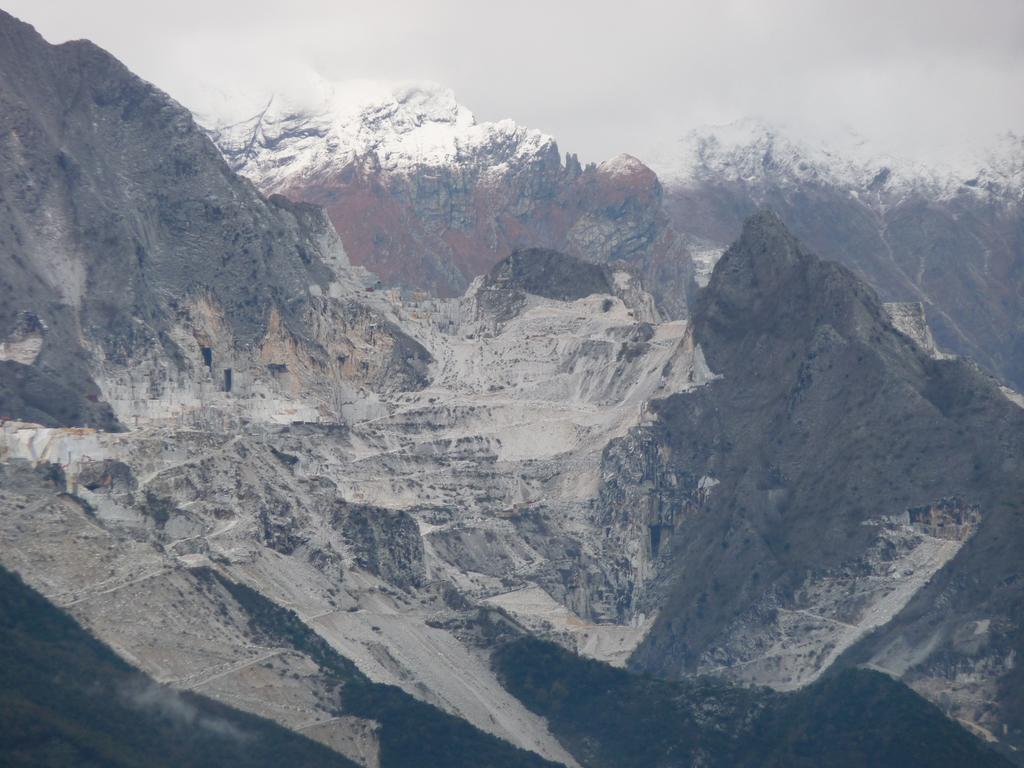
[467,247,663,336]
[620,212,1024,752]
[0,11,428,427]
[591,426,706,622]
[472,248,617,326]
[482,249,614,303]
[333,502,426,590]
[75,459,136,493]
[0,360,119,428]
[884,302,945,358]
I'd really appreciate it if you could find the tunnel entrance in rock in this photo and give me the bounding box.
[223,368,232,392]
[647,524,663,561]
[201,346,212,368]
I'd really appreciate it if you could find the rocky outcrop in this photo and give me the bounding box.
[467,248,663,335]
[590,426,706,622]
[0,360,120,428]
[482,249,614,303]
[884,302,945,358]
[620,212,1024,753]
[472,248,617,327]
[332,503,426,590]
[75,459,136,494]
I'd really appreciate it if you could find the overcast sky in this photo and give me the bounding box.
[7,0,1024,165]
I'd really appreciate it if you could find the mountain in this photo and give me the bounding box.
[0,9,429,431]
[0,237,699,764]
[0,12,576,765]
[0,7,1020,766]
[605,211,1024,756]
[206,79,695,317]
[646,119,1024,390]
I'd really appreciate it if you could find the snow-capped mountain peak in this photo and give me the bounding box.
[206,77,555,191]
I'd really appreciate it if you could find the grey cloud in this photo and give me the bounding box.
[5,0,1023,164]
[121,679,253,741]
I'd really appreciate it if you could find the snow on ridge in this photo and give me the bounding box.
[204,76,557,190]
[201,72,1022,201]
[644,117,1024,200]
[597,153,653,178]
[645,117,902,190]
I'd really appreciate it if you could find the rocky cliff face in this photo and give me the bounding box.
[207,82,695,318]
[0,11,429,430]
[620,212,1024,753]
[646,120,1024,391]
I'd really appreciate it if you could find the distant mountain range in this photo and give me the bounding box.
[208,89,1023,390]
[648,118,1024,391]
[207,79,695,318]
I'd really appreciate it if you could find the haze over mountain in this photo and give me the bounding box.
[8,0,1023,166]
[647,118,1024,390]
[0,6,1022,768]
